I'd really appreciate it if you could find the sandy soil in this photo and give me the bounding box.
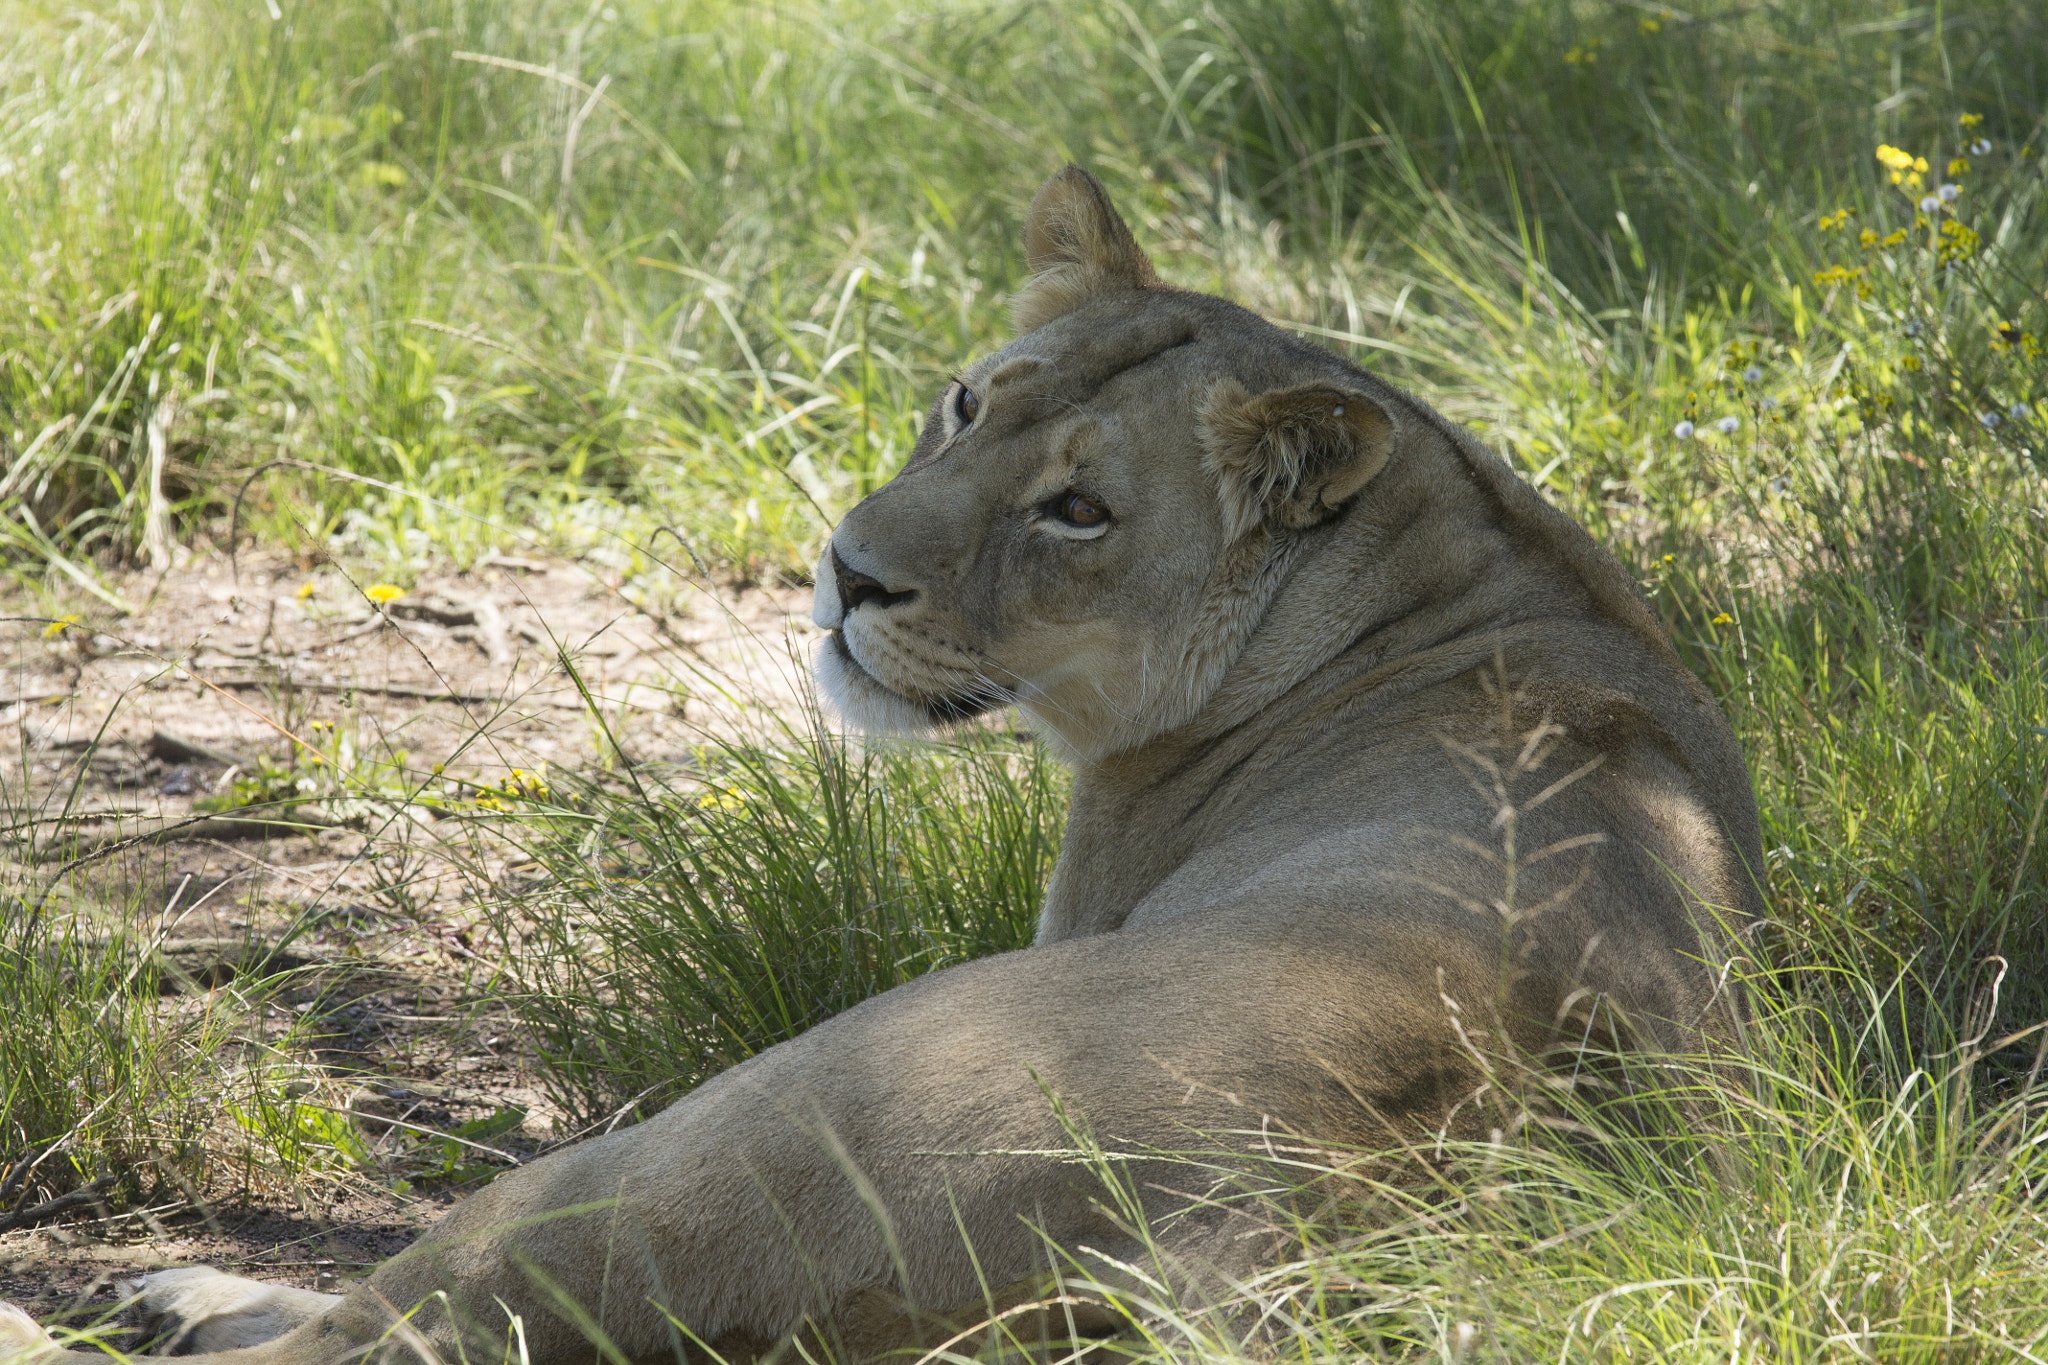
[1,549,818,1320]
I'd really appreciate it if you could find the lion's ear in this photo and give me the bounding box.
[1199,380,1397,542]
[1012,166,1159,334]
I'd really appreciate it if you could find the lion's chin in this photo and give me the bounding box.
[812,632,998,734]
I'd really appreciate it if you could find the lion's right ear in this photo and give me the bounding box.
[1199,379,1398,543]
[1012,166,1159,334]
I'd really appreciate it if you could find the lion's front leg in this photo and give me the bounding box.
[6,909,1488,1365]
[316,909,1484,1364]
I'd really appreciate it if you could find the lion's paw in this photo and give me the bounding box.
[0,1302,60,1365]
[124,1268,341,1355]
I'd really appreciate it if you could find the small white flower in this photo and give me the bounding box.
[1743,366,1762,382]
[1673,420,1696,439]
[1971,138,1992,155]
[1760,396,1780,410]
[1904,320,1923,336]
[1937,184,1959,202]
[1716,416,1740,435]
[1979,411,2001,429]
[1918,194,1941,212]
[2013,403,2033,419]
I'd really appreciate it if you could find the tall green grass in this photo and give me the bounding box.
[1190,0,2048,298]
[1671,442,2048,1020]
[5,0,2042,582]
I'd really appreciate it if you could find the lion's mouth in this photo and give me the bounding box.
[829,630,1002,726]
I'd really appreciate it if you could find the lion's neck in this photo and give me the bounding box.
[1036,424,1531,943]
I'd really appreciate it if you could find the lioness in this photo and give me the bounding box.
[0,167,1760,1365]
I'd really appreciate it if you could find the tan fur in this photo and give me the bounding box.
[0,167,1763,1365]
[0,1305,56,1365]
[123,1271,342,1353]
[1199,379,1397,541]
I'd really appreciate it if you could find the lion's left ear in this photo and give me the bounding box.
[1012,166,1159,334]
[1199,380,1398,542]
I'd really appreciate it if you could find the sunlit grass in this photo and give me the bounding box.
[4,0,2042,583]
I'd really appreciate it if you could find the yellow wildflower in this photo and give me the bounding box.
[1960,113,1983,129]
[1639,16,1661,33]
[1948,157,1970,176]
[296,580,316,600]
[365,583,405,605]
[1937,219,1980,265]
[1711,613,1734,626]
[1876,145,1929,187]
[41,615,81,640]
[697,786,747,811]
[503,767,550,799]
[1819,208,1853,231]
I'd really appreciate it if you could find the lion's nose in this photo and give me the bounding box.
[832,546,914,613]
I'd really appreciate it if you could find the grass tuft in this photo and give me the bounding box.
[477,703,1063,1129]
[0,872,269,1229]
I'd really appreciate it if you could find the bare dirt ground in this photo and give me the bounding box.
[1,549,817,1320]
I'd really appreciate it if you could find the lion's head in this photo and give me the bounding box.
[811,166,1410,759]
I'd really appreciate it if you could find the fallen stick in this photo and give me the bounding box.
[29,810,349,861]
[0,1174,118,1234]
[198,673,673,712]
[150,727,252,767]
[202,675,508,705]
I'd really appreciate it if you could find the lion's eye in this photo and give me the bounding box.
[954,385,980,426]
[1054,491,1109,527]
